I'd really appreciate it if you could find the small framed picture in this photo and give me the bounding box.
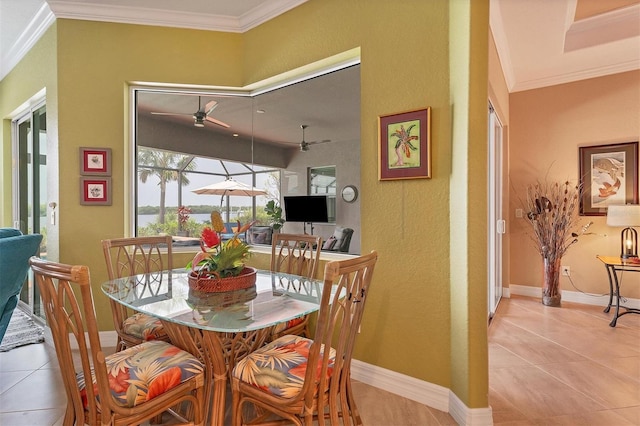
[379,107,431,180]
[80,177,112,205]
[579,141,639,216]
[79,147,111,175]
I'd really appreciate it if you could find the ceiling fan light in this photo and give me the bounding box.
[194,118,205,127]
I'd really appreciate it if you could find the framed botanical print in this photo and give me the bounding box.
[378,107,431,180]
[579,141,639,216]
[80,177,112,205]
[79,147,111,176]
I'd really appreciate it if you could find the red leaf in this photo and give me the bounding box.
[147,367,182,401]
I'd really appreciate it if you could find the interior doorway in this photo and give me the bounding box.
[488,102,504,318]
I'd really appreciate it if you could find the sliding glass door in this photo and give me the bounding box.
[14,103,47,319]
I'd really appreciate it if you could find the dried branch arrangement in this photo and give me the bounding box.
[525,180,592,262]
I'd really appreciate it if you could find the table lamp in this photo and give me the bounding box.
[606,204,640,259]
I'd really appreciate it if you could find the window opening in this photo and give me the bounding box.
[136,146,280,241]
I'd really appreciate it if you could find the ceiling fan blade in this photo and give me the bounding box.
[204,100,218,116]
[150,112,194,116]
[307,139,332,145]
[205,116,230,128]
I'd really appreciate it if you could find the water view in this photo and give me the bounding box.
[137,212,243,227]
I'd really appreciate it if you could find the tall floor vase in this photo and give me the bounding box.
[542,257,562,307]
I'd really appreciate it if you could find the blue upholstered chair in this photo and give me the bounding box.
[0,228,43,343]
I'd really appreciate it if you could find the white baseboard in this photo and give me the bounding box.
[508,285,640,310]
[351,359,493,425]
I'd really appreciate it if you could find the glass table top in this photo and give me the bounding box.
[101,268,333,333]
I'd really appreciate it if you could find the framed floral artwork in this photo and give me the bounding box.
[79,147,111,175]
[80,177,112,205]
[378,107,431,180]
[579,141,639,216]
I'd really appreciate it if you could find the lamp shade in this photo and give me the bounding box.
[606,205,640,227]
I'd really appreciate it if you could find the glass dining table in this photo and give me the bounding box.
[102,267,331,426]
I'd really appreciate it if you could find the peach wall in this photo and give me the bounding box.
[509,70,640,299]
[488,31,509,123]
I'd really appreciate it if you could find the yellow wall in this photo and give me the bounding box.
[449,0,490,406]
[53,20,245,327]
[509,70,640,298]
[0,23,58,230]
[0,0,491,408]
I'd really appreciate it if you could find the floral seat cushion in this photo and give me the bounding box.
[122,312,167,341]
[232,334,335,398]
[78,340,204,408]
[271,316,306,335]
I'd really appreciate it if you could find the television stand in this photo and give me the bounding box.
[303,222,315,235]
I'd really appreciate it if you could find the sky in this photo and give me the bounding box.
[137,168,278,208]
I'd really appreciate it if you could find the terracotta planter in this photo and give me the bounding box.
[188,267,257,293]
[542,257,561,307]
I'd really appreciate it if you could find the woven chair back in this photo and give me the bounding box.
[270,233,322,279]
[101,236,172,350]
[29,256,204,425]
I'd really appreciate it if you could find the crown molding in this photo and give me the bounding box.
[1,0,306,82]
[0,3,56,81]
[490,0,640,93]
[489,0,516,92]
[511,58,640,92]
[565,4,640,52]
[238,0,307,32]
[46,0,306,33]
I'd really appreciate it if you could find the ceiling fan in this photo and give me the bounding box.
[150,96,230,128]
[294,124,332,152]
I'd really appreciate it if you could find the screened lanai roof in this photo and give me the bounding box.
[137,148,278,177]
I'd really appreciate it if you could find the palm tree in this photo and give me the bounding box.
[138,148,196,223]
[390,124,418,167]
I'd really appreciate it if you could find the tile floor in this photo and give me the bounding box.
[1,295,638,425]
[489,295,640,425]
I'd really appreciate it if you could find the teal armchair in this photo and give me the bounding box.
[0,228,43,343]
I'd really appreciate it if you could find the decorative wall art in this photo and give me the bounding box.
[579,141,639,216]
[378,107,431,180]
[80,177,112,206]
[79,147,111,176]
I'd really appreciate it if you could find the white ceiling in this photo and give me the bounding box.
[490,0,640,92]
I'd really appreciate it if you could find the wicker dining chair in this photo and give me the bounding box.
[232,250,378,426]
[29,257,205,426]
[269,233,322,340]
[102,236,172,351]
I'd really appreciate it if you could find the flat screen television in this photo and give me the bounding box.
[283,195,329,223]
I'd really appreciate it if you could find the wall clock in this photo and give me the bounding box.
[341,185,358,203]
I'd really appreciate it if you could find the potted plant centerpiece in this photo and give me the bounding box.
[187,211,256,292]
[524,180,592,307]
